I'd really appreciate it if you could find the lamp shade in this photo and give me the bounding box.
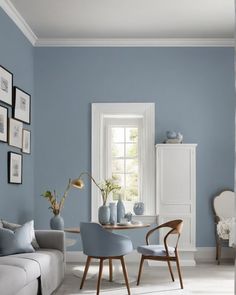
[71,178,84,189]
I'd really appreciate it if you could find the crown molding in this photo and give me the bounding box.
[35,38,234,47]
[0,0,234,48]
[0,0,37,45]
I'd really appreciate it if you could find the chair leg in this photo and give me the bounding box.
[97,258,104,295]
[217,240,222,265]
[120,256,131,295]
[167,260,175,282]
[109,258,113,282]
[137,255,145,286]
[80,256,91,289]
[176,254,183,289]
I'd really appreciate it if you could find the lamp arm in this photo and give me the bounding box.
[78,172,102,191]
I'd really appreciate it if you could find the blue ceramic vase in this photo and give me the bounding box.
[98,205,110,225]
[117,198,125,223]
[109,202,117,225]
[133,202,145,215]
[50,214,64,230]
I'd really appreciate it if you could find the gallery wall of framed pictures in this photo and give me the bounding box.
[0,64,31,184]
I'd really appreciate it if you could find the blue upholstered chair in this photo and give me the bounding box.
[137,219,184,289]
[80,222,133,295]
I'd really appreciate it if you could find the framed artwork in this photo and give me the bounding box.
[8,152,22,184]
[0,66,13,106]
[22,129,31,154]
[0,105,8,142]
[8,118,23,148]
[13,87,31,124]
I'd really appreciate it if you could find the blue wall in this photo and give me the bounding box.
[0,9,34,223]
[34,47,235,248]
[0,7,234,248]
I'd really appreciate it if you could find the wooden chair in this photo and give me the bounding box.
[213,190,235,265]
[137,219,184,289]
[80,222,133,295]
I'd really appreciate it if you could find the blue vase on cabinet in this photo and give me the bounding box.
[109,202,117,225]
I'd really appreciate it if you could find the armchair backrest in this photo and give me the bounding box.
[146,219,183,253]
[213,191,235,220]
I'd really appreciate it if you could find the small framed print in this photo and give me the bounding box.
[22,129,31,154]
[8,152,22,184]
[13,87,31,124]
[0,66,13,106]
[8,118,23,148]
[0,105,8,142]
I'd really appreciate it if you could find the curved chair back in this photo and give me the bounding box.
[80,222,133,258]
[213,191,235,219]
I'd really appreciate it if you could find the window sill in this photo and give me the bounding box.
[132,214,157,224]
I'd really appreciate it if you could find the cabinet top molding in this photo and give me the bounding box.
[155,144,197,147]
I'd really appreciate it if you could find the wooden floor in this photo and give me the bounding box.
[54,261,234,295]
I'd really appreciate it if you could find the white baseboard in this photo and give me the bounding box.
[66,247,235,265]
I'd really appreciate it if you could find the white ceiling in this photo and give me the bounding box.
[2,0,235,46]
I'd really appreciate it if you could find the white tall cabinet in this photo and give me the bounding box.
[156,144,197,265]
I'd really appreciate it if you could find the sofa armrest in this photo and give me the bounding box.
[35,230,65,257]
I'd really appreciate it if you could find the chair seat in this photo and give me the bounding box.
[137,244,175,256]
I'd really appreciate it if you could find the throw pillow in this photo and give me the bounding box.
[1,219,40,249]
[0,221,35,256]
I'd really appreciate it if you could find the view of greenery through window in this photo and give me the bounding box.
[111,127,139,203]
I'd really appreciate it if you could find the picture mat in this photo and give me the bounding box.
[9,118,23,148]
[22,129,31,154]
[9,152,22,184]
[0,106,8,142]
[0,66,12,105]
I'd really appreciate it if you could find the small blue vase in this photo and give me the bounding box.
[98,205,110,225]
[117,198,125,223]
[109,202,117,225]
[50,214,64,230]
[133,202,145,215]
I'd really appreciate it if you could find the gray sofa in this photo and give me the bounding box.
[0,230,65,295]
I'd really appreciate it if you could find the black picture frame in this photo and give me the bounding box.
[22,129,31,154]
[13,87,31,124]
[0,65,13,106]
[8,152,22,184]
[0,105,8,142]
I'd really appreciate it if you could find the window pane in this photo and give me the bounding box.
[126,143,138,157]
[112,128,124,142]
[112,159,124,173]
[112,143,124,157]
[126,174,139,201]
[112,173,124,187]
[126,159,138,173]
[126,128,138,142]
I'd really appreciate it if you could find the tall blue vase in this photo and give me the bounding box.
[50,214,64,230]
[109,202,117,225]
[117,198,125,223]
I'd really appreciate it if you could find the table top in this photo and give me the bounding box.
[65,223,150,234]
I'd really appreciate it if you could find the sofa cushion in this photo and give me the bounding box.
[0,221,35,256]
[1,219,40,249]
[0,256,40,283]
[0,265,27,295]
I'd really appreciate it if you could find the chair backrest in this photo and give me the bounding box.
[146,219,183,250]
[213,191,235,219]
[80,222,133,257]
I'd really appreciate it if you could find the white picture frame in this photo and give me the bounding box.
[8,118,23,149]
[0,66,13,106]
[22,129,31,154]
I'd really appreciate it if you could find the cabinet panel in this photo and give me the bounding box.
[160,204,191,215]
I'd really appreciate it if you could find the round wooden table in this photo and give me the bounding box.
[64,222,151,284]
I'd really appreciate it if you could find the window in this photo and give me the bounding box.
[105,119,141,212]
[91,103,155,221]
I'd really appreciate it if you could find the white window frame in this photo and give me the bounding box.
[105,118,142,210]
[91,103,156,222]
